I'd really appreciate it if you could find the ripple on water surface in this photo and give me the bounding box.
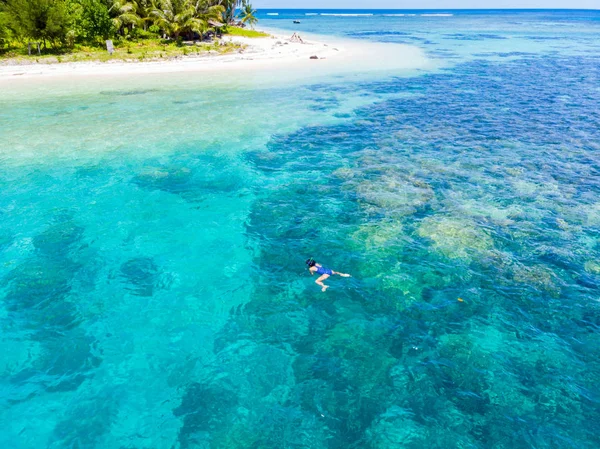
[1,24,600,449]
[187,55,600,448]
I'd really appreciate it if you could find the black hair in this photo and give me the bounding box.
[305,258,316,267]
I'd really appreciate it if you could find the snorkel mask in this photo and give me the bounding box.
[305,258,316,268]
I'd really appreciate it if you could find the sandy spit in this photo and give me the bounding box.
[0,31,432,82]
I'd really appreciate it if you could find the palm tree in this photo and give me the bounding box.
[195,0,226,32]
[0,10,8,49]
[150,0,195,40]
[136,0,155,30]
[220,0,241,25]
[240,1,257,28]
[109,0,142,34]
[150,0,224,40]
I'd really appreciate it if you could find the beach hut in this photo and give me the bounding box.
[209,19,225,39]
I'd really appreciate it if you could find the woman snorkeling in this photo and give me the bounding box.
[306,258,351,292]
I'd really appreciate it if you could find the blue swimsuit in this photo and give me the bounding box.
[316,266,333,276]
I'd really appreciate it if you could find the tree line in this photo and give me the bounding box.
[0,0,258,51]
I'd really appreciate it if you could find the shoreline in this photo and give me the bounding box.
[0,31,432,82]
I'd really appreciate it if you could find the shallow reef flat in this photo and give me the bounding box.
[1,11,600,449]
[203,54,600,449]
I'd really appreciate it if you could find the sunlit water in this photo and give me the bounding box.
[1,10,600,449]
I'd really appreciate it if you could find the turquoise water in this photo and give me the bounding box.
[1,10,600,449]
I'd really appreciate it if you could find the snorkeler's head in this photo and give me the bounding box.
[306,258,316,267]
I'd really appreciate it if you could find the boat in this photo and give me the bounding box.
[293,20,301,24]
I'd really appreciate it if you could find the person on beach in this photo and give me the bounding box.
[290,33,304,44]
[306,258,351,292]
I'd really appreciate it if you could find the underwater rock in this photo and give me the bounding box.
[120,257,160,297]
[430,333,497,416]
[216,300,311,350]
[456,200,521,227]
[501,334,582,422]
[8,328,101,394]
[315,318,397,401]
[174,341,300,448]
[204,341,295,403]
[51,395,114,448]
[2,215,101,395]
[365,406,427,448]
[389,363,411,391]
[585,203,600,227]
[512,179,539,196]
[584,260,600,275]
[332,167,356,180]
[351,221,405,252]
[42,332,102,392]
[74,164,110,179]
[133,167,194,195]
[174,382,240,447]
[205,402,328,449]
[556,217,570,231]
[260,308,311,345]
[535,246,578,272]
[356,176,434,216]
[4,260,73,312]
[135,166,191,184]
[133,156,243,201]
[99,88,158,96]
[309,96,341,112]
[377,269,422,309]
[417,216,494,261]
[33,221,84,256]
[512,263,560,297]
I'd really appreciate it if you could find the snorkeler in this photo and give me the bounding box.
[306,258,351,292]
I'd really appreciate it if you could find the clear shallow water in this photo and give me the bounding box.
[259,9,600,62]
[1,10,600,449]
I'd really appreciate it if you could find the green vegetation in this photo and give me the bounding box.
[0,0,259,60]
[0,38,242,63]
[239,0,257,28]
[225,26,267,38]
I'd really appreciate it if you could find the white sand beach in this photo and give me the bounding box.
[0,31,432,82]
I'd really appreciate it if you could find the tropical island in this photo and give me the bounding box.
[0,2,430,82]
[0,0,264,63]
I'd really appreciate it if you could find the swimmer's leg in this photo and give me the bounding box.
[332,271,351,278]
[315,274,330,292]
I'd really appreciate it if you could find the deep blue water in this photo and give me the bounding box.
[1,9,600,449]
